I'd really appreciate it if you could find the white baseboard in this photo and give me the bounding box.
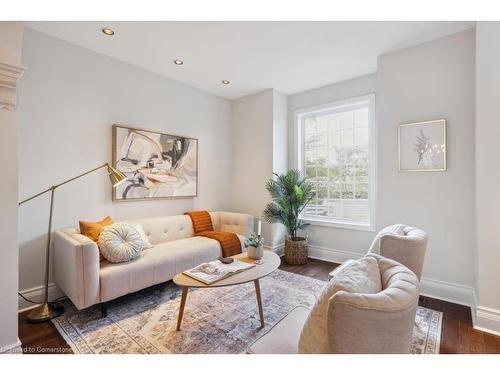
[419,277,475,307]
[474,306,500,336]
[0,338,22,354]
[308,245,362,264]
[306,244,475,308]
[18,283,65,313]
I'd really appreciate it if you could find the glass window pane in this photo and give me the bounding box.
[339,111,354,130]
[316,116,328,132]
[306,166,316,180]
[341,128,354,147]
[316,148,327,164]
[301,99,371,225]
[305,118,316,133]
[327,148,340,166]
[330,184,341,199]
[354,108,368,128]
[305,133,320,150]
[330,114,342,131]
[329,168,341,183]
[315,131,328,149]
[355,183,368,199]
[340,183,353,199]
[316,164,327,178]
[354,127,368,146]
[329,130,341,148]
[305,148,317,164]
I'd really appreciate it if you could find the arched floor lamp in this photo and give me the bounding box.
[19,163,127,323]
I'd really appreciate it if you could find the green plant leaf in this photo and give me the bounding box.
[262,169,315,239]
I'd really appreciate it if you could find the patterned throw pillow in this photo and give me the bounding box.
[130,223,153,250]
[98,222,143,263]
[298,256,382,353]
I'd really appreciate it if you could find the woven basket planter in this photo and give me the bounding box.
[284,237,308,265]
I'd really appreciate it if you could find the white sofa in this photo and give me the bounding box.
[53,211,254,311]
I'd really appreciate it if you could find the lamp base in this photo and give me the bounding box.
[27,302,64,323]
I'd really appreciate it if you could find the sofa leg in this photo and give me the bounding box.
[100,303,108,318]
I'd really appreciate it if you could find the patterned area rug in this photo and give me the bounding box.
[52,270,442,354]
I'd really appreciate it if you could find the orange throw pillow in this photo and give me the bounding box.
[79,216,114,261]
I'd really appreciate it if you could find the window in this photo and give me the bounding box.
[296,94,376,230]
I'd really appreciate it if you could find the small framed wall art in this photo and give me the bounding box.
[112,125,198,201]
[398,119,446,172]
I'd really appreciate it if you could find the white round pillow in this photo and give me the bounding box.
[98,222,143,263]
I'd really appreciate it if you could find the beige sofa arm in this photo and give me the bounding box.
[327,296,418,353]
[53,229,101,310]
[217,211,255,238]
[379,233,427,280]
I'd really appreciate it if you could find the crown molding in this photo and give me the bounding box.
[0,61,26,111]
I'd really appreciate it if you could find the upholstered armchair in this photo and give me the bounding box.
[367,225,428,280]
[329,225,427,283]
[247,255,419,354]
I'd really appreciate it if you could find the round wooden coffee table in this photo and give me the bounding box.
[173,250,280,330]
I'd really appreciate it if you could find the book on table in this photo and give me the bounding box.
[183,259,256,284]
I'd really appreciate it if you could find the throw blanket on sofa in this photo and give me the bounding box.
[185,211,242,257]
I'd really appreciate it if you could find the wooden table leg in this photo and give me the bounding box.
[176,287,189,331]
[254,279,265,328]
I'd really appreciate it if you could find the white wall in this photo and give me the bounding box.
[288,74,377,258]
[231,89,274,244]
[231,89,287,248]
[0,22,24,352]
[271,90,288,246]
[377,29,476,298]
[287,30,476,306]
[18,28,232,306]
[475,21,500,333]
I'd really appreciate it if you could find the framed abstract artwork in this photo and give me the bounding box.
[398,119,447,172]
[112,125,198,201]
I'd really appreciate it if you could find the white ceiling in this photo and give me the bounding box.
[26,21,475,100]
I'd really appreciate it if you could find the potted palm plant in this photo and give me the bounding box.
[263,169,315,265]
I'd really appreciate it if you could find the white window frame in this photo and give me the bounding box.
[294,94,377,232]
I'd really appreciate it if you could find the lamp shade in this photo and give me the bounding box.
[107,164,127,187]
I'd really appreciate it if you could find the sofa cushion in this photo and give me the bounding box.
[247,306,310,354]
[218,211,253,237]
[298,256,382,353]
[99,236,224,302]
[128,215,195,246]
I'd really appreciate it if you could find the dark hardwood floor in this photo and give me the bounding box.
[18,258,500,354]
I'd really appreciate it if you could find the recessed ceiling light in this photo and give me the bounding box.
[222,80,230,85]
[174,59,184,65]
[101,28,115,36]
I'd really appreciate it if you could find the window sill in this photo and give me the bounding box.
[302,217,376,232]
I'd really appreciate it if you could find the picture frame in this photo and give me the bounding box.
[398,119,447,172]
[112,124,198,201]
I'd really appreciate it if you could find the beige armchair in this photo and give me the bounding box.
[368,225,428,280]
[247,255,419,354]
